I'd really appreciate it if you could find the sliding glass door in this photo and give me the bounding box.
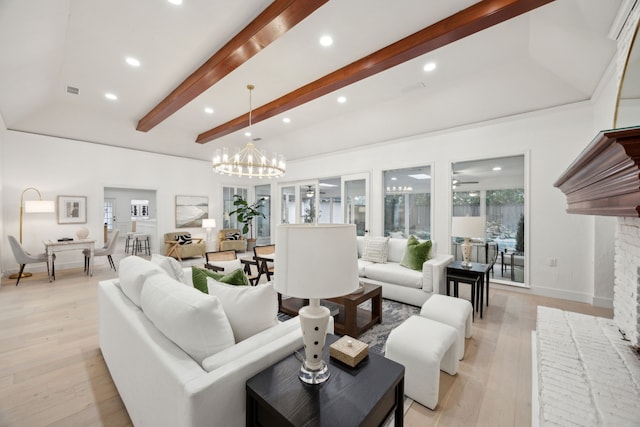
[342,173,369,236]
[451,155,526,286]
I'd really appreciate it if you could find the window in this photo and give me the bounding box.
[223,186,248,229]
[318,177,341,224]
[255,184,271,244]
[486,189,524,252]
[103,199,114,230]
[451,155,525,285]
[383,166,431,239]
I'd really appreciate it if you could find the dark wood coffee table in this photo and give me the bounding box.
[246,334,405,426]
[278,283,382,337]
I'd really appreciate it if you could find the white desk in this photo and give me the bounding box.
[43,239,96,282]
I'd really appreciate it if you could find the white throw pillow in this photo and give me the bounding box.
[361,236,390,263]
[151,253,184,282]
[141,274,235,365]
[207,258,242,274]
[206,279,279,342]
[119,255,166,307]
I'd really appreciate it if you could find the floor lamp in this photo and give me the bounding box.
[274,224,359,384]
[10,187,55,279]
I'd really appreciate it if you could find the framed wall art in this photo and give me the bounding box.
[175,195,208,228]
[57,195,87,224]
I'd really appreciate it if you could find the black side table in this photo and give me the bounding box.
[246,334,405,427]
[447,260,491,318]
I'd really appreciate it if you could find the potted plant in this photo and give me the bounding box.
[229,195,266,251]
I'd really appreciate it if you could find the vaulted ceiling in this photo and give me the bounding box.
[0,0,623,162]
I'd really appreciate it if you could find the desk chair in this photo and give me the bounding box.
[84,230,119,273]
[8,235,55,285]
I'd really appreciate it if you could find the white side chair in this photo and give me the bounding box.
[8,235,55,285]
[84,230,120,273]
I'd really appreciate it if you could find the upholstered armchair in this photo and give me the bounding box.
[164,231,205,261]
[218,228,247,252]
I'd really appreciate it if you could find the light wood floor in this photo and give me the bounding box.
[0,260,612,427]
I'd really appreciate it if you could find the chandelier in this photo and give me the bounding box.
[212,84,286,178]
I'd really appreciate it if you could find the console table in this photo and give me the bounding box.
[43,239,95,282]
[246,334,405,426]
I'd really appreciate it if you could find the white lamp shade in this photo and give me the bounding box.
[274,224,359,299]
[24,200,55,213]
[451,216,485,239]
[202,218,216,229]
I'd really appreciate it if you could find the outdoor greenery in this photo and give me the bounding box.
[486,189,525,205]
[516,214,525,252]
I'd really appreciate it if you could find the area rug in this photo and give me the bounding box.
[278,298,420,355]
[357,298,420,354]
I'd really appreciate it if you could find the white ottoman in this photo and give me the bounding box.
[420,294,473,360]
[385,315,458,410]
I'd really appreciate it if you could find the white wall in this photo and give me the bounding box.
[278,102,610,304]
[2,90,622,305]
[1,131,247,274]
[0,113,6,274]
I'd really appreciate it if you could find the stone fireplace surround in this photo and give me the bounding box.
[615,217,640,348]
[554,127,640,348]
[538,128,640,425]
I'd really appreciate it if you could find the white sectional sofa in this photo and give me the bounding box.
[357,236,454,306]
[98,255,321,427]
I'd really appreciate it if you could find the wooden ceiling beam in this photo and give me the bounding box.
[196,0,554,144]
[136,0,328,133]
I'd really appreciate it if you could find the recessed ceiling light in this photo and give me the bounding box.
[391,177,397,181]
[126,57,140,67]
[167,0,182,5]
[282,117,291,124]
[319,35,333,47]
[423,62,436,72]
[408,174,431,180]
[493,166,502,171]
[337,96,347,104]
[244,131,251,137]
[204,107,214,114]
[105,93,117,100]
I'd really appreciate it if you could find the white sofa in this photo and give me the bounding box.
[357,237,453,306]
[98,255,322,427]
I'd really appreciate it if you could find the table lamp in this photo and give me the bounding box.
[274,224,359,384]
[451,216,485,268]
[202,218,216,242]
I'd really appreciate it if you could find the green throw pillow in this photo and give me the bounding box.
[191,267,250,293]
[400,236,432,271]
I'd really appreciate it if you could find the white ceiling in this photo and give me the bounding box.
[0,0,623,163]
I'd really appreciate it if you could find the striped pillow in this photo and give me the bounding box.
[176,234,193,245]
[361,236,390,263]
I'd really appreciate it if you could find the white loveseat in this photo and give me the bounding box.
[357,237,454,306]
[98,255,318,427]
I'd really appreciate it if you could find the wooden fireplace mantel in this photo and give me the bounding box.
[554,126,640,217]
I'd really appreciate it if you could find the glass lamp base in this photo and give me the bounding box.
[299,360,330,384]
[461,260,473,268]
